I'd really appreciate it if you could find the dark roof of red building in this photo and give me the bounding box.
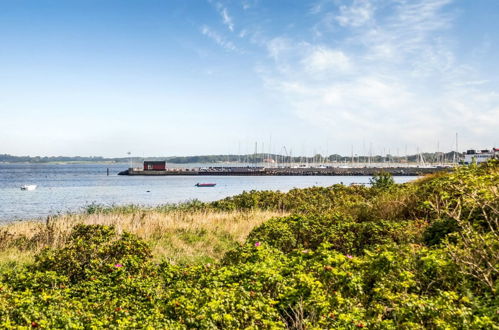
[143,161,166,164]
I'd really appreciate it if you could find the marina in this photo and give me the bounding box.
[120,161,452,176]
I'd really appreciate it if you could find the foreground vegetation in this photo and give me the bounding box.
[0,209,285,268]
[0,161,498,328]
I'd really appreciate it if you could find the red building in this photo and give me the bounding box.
[143,161,166,171]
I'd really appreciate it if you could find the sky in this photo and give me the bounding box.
[0,0,498,158]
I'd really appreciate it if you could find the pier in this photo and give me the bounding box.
[119,165,452,176]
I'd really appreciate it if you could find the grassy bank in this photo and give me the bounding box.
[0,161,498,328]
[0,209,286,268]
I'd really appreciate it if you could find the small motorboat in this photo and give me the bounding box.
[195,183,216,187]
[21,184,37,191]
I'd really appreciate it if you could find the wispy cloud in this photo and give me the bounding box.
[335,0,374,27]
[241,0,257,11]
[302,47,351,73]
[266,37,292,61]
[260,0,499,150]
[200,25,238,51]
[210,1,235,32]
[238,29,248,38]
[220,6,234,31]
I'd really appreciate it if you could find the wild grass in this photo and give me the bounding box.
[0,208,287,266]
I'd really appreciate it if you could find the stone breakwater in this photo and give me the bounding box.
[119,166,452,176]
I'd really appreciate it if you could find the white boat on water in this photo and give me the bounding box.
[20,184,37,191]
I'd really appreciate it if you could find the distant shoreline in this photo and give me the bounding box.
[1,150,463,166]
[0,161,127,165]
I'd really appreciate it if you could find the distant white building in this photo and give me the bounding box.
[463,148,499,165]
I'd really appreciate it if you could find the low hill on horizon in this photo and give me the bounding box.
[1,151,463,165]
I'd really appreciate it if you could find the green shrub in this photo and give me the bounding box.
[247,214,416,255]
[211,184,373,214]
[35,224,152,283]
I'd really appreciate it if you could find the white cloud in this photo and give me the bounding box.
[201,25,238,51]
[241,0,256,10]
[361,0,454,65]
[221,7,234,31]
[335,0,374,27]
[211,2,235,32]
[259,0,499,151]
[309,0,329,15]
[302,47,351,73]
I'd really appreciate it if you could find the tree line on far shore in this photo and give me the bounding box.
[0,151,462,165]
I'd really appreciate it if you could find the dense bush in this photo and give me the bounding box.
[0,161,498,328]
[35,224,152,283]
[211,184,373,214]
[246,214,416,255]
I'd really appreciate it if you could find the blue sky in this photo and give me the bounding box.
[1,0,498,157]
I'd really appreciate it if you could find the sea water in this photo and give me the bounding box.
[0,164,417,222]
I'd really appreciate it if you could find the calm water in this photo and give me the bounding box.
[0,164,417,222]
